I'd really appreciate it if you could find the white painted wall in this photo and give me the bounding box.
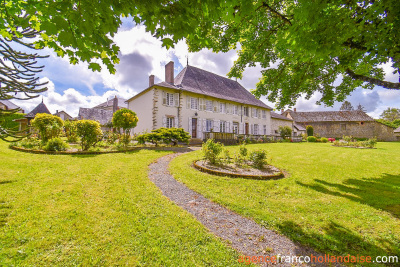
[127,89,154,134]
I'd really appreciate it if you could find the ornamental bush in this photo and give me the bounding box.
[249,149,267,169]
[44,137,69,151]
[307,136,317,142]
[64,120,78,143]
[135,128,190,146]
[321,137,328,143]
[278,126,292,139]
[202,139,223,165]
[76,120,103,151]
[31,113,64,142]
[306,125,314,137]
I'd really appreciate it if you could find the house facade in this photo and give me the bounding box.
[54,110,72,120]
[283,109,396,141]
[0,99,24,113]
[270,112,293,136]
[126,62,272,139]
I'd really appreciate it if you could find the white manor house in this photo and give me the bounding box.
[126,62,274,140]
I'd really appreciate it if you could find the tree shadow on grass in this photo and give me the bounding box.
[0,199,11,228]
[277,220,399,262]
[297,173,400,219]
[0,180,13,185]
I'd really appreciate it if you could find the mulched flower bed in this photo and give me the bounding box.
[193,160,284,180]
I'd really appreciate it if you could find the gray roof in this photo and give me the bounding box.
[271,112,292,121]
[25,102,51,118]
[94,97,127,109]
[394,126,400,133]
[54,110,73,120]
[78,108,113,125]
[286,110,375,123]
[0,99,20,110]
[294,123,306,131]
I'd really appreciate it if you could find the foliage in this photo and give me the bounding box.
[380,108,400,122]
[278,126,292,139]
[357,104,366,112]
[321,137,328,143]
[202,139,224,165]
[376,119,400,129]
[307,136,317,142]
[334,137,377,148]
[340,101,354,111]
[328,138,336,143]
[76,120,103,151]
[64,120,78,143]
[112,108,138,134]
[14,136,41,149]
[31,113,64,142]
[306,125,314,137]
[43,137,69,151]
[0,112,25,131]
[104,131,119,144]
[135,128,190,146]
[248,149,267,169]
[119,134,131,148]
[239,143,248,158]
[222,149,232,164]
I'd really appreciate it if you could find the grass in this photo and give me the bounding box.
[170,142,400,265]
[0,141,243,266]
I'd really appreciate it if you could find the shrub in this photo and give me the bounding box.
[135,128,190,146]
[239,143,248,157]
[76,120,103,151]
[306,125,314,137]
[328,138,335,142]
[249,149,267,169]
[202,139,223,165]
[307,136,317,142]
[16,136,41,149]
[279,126,292,139]
[64,120,78,143]
[222,149,232,164]
[104,131,119,144]
[44,137,69,151]
[321,137,328,143]
[112,109,138,148]
[31,113,64,142]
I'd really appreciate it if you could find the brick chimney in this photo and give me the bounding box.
[149,74,155,87]
[113,96,118,113]
[165,61,174,84]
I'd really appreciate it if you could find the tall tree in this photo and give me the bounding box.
[380,108,400,122]
[357,104,366,112]
[340,101,354,111]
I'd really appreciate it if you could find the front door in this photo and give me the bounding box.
[192,118,197,138]
[245,123,249,135]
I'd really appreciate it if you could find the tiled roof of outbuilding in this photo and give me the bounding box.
[25,102,51,118]
[78,108,113,125]
[287,110,375,122]
[0,99,20,110]
[271,112,292,121]
[394,126,400,133]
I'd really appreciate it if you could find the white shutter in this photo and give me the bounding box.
[186,96,190,109]
[199,98,203,111]
[188,117,192,135]
[162,116,167,127]
[202,119,206,132]
[174,93,179,107]
[214,120,220,132]
[198,119,202,139]
[228,122,232,133]
[213,101,219,113]
[239,123,243,134]
[162,91,167,105]
[250,124,253,135]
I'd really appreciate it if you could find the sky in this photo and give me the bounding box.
[12,22,400,119]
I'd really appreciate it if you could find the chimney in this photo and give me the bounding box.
[113,96,118,113]
[165,61,174,84]
[281,109,284,113]
[294,108,297,112]
[149,74,155,87]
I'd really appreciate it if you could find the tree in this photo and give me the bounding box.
[76,120,103,151]
[278,126,292,139]
[306,125,314,137]
[112,109,138,135]
[380,108,400,122]
[134,0,400,107]
[31,113,63,142]
[340,101,354,111]
[357,104,366,112]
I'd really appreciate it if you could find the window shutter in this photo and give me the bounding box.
[162,91,167,105]
[174,93,179,107]
[239,123,243,134]
[250,124,254,135]
[188,117,192,133]
[198,119,202,139]
[213,101,219,113]
[214,120,220,132]
[238,106,242,116]
[162,116,167,127]
[258,109,261,119]
[186,96,190,109]
[202,119,206,132]
[199,98,204,111]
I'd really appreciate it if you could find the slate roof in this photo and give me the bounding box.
[25,102,51,118]
[287,110,375,123]
[128,65,272,109]
[394,126,400,133]
[78,108,113,125]
[294,123,306,131]
[94,97,127,109]
[271,112,292,121]
[54,110,73,120]
[0,99,20,110]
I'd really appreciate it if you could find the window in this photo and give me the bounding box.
[164,92,177,106]
[243,106,249,116]
[220,103,226,113]
[220,121,226,133]
[263,125,267,135]
[262,110,266,119]
[190,97,198,110]
[206,100,213,111]
[206,119,213,132]
[254,124,259,135]
[252,108,257,118]
[233,105,238,115]
[166,117,175,128]
[233,122,239,134]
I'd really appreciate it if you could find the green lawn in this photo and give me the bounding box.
[170,142,400,264]
[0,141,242,266]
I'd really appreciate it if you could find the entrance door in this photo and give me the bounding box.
[192,118,197,138]
[245,123,249,135]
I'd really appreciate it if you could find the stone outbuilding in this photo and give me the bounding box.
[270,112,293,136]
[282,109,396,141]
[14,100,51,132]
[395,126,400,141]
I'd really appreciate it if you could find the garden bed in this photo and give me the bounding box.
[332,145,376,149]
[193,160,284,180]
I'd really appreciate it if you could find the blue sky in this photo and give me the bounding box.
[12,23,400,118]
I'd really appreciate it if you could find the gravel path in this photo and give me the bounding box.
[148,153,337,267]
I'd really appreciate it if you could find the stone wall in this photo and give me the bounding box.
[298,121,396,141]
[270,118,293,136]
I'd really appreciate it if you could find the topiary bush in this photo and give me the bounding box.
[76,120,103,151]
[31,113,64,142]
[307,136,317,142]
[202,139,223,165]
[44,137,69,151]
[306,125,314,137]
[248,149,267,169]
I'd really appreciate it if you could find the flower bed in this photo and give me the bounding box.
[332,136,377,149]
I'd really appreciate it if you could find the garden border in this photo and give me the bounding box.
[193,160,284,180]
[331,145,376,149]
[9,145,193,155]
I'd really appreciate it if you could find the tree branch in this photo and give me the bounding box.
[260,2,292,26]
[345,68,400,89]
